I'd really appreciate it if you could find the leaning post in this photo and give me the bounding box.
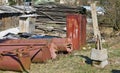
[89,0,109,68]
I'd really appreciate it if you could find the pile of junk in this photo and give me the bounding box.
[0,4,87,73]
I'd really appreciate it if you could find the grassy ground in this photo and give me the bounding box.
[0,44,120,73]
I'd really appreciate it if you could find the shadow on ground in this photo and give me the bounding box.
[73,54,92,65]
[80,55,92,65]
[112,70,120,73]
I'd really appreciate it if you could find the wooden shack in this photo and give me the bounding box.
[0,5,35,31]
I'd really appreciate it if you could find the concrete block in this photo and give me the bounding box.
[92,60,108,68]
[100,60,109,68]
[91,48,108,61]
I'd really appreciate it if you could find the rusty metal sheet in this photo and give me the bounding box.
[67,14,87,50]
[67,14,81,50]
[81,15,87,46]
[0,46,31,72]
[29,46,53,63]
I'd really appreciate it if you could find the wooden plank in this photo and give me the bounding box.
[35,20,66,25]
[90,2,99,38]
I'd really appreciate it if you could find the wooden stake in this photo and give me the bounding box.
[90,1,103,50]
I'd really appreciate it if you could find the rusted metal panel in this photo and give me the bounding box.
[51,38,73,52]
[67,14,81,50]
[0,39,50,44]
[81,15,87,46]
[0,46,31,72]
[67,14,87,50]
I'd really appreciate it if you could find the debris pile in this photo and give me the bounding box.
[35,2,86,24]
[0,2,87,72]
[34,2,86,36]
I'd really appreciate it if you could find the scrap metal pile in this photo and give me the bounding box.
[0,3,87,72]
[0,38,73,72]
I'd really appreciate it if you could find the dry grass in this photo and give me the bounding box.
[0,45,120,73]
